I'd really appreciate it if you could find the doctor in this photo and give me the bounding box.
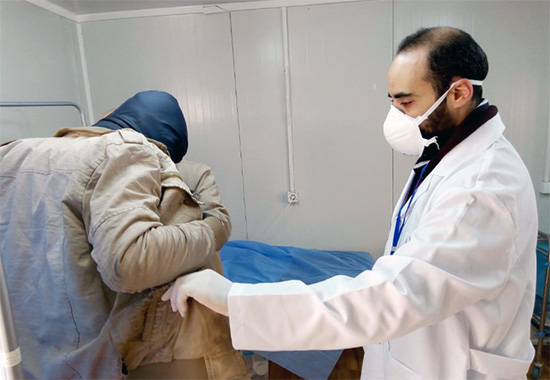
[162,27,538,379]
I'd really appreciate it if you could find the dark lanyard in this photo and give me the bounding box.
[391,164,428,255]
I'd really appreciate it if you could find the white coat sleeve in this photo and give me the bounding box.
[228,187,517,351]
[86,140,216,294]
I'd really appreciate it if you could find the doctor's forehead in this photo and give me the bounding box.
[387,49,430,97]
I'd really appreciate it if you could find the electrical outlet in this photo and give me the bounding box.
[287,191,299,204]
[541,181,550,195]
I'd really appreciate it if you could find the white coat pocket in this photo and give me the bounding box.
[468,348,532,379]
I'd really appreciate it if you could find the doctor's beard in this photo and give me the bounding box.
[420,101,457,136]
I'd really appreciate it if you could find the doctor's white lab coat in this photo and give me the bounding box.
[227,112,538,380]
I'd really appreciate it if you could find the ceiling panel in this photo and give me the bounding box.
[47,0,261,15]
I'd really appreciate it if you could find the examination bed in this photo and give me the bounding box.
[220,240,375,380]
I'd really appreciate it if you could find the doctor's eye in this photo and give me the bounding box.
[399,100,412,107]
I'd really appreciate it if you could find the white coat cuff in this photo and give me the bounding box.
[228,283,248,350]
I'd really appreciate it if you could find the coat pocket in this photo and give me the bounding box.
[204,350,250,380]
[141,286,179,344]
[469,348,532,379]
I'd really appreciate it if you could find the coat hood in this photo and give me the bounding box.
[94,90,188,163]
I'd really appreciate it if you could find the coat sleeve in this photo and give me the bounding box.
[179,160,232,248]
[85,140,216,293]
[228,187,517,351]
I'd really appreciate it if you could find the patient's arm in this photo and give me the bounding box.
[177,159,232,249]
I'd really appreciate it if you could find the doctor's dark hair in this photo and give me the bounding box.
[397,27,488,103]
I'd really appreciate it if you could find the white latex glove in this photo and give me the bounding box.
[161,269,232,317]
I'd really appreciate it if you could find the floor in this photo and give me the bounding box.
[268,348,363,380]
[528,339,550,380]
[529,321,550,380]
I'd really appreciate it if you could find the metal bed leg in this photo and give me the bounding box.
[0,250,24,380]
[532,231,550,380]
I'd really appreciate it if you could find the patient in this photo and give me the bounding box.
[0,91,248,379]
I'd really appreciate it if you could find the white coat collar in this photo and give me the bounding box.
[429,112,505,178]
[392,111,504,218]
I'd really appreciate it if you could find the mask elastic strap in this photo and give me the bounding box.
[415,79,483,125]
[423,136,439,149]
[415,83,456,125]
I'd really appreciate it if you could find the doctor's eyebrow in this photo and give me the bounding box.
[388,92,413,99]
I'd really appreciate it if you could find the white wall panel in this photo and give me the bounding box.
[11,0,542,248]
[233,2,393,255]
[0,1,87,140]
[231,9,291,243]
[291,0,393,255]
[394,0,550,234]
[81,14,247,239]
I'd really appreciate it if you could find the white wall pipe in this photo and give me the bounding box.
[76,23,94,125]
[282,7,296,193]
[546,7,550,183]
[545,99,550,182]
[543,11,550,229]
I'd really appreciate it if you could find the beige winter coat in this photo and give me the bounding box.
[0,127,248,379]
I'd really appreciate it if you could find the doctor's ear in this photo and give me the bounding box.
[448,78,474,109]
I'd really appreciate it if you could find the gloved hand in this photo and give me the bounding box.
[161,269,232,317]
[202,216,227,251]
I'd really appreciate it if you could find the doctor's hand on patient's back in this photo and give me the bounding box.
[161,269,232,317]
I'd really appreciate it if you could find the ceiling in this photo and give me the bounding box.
[46,0,262,15]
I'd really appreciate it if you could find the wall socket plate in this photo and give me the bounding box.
[541,181,550,195]
[287,191,299,204]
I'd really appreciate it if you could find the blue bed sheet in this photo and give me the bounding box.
[220,240,375,380]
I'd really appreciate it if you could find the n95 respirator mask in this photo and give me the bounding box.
[383,79,483,157]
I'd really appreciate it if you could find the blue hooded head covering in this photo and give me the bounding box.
[94,91,188,163]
